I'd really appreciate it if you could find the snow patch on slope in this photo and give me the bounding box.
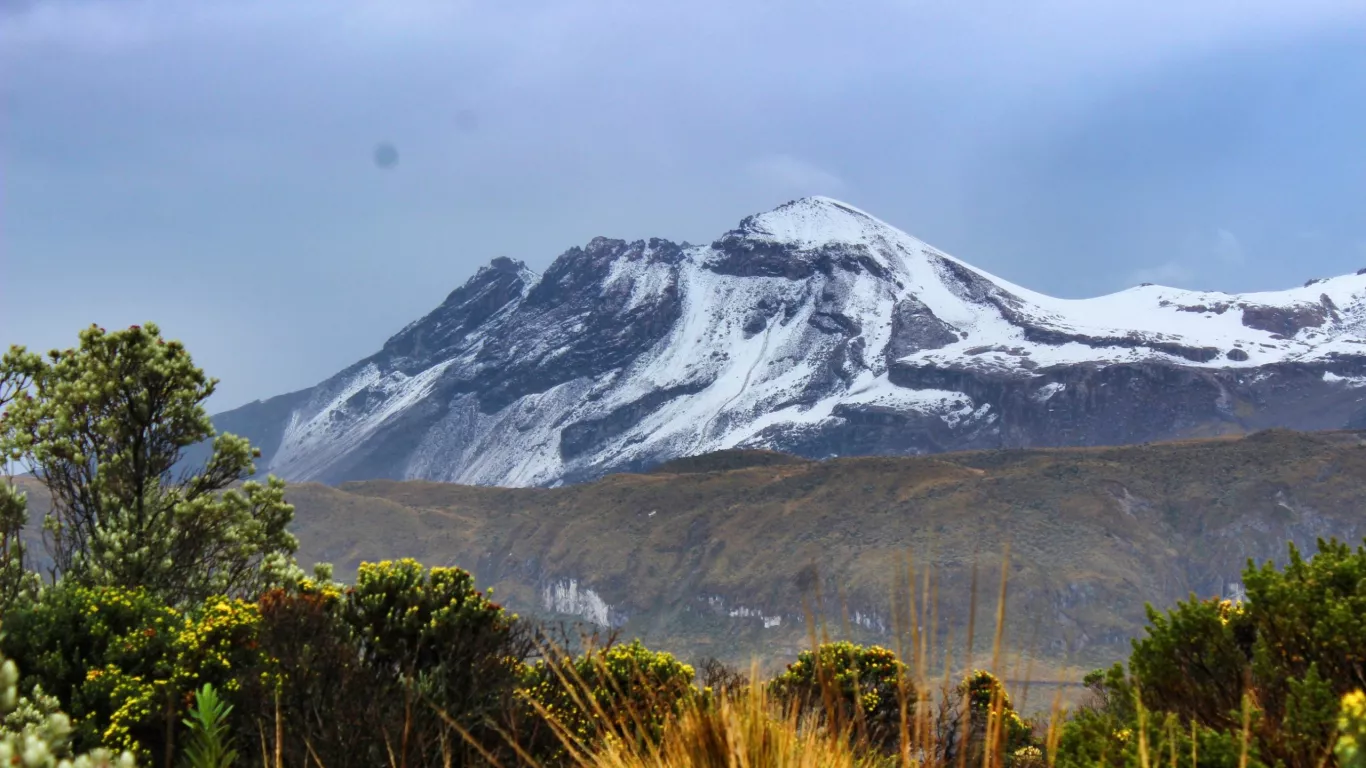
[271,359,455,479]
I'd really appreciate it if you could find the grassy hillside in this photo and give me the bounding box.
[14,429,1366,694]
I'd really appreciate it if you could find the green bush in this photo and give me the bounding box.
[1056,537,1366,768]
[233,562,532,768]
[230,580,393,768]
[342,560,528,757]
[1054,668,1266,768]
[523,638,696,755]
[0,585,261,761]
[0,346,43,617]
[934,664,1038,765]
[770,641,911,750]
[0,646,135,768]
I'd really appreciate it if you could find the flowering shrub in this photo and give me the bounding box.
[522,639,696,754]
[342,559,528,732]
[230,579,394,768]
[1,647,135,768]
[1,585,261,761]
[956,669,1036,762]
[229,561,532,768]
[1340,690,1366,768]
[770,641,910,749]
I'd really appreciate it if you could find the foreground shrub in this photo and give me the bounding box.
[0,585,260,761]
[770,641,911,751]
[524,638,696,758]
[0,646,134,768]
[1056,537,1366,768]
[231,580,392,768]
[942,669,1037,767]
[1053,669,1266,768]
[234,562,532,768]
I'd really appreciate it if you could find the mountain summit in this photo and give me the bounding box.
[213,197,1366,486]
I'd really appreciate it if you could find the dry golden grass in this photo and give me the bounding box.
[579,672,890,768]
[491,549,1069,768]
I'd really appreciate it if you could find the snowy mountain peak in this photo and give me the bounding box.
[732,196,906,249]
[211,198,1366,488]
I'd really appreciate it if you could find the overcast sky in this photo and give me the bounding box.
[3,0,1366,410]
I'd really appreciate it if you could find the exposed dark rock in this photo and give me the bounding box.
[1018,326,1222,363]
[471,240,684,413]
[560,384,709,460]
[1178,303,1231,315]
[1227,348,1250,362]
[1241,304,1328,336]
[883,296,959,365]
[808,311,862,336]
[380,256,532,373]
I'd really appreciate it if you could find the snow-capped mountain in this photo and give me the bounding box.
[212,197,1366,486]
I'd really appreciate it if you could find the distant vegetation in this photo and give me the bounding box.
[1,324,1363,767]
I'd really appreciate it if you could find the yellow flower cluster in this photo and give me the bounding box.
[1216,598,1246,626]
[1339,689,1366,768]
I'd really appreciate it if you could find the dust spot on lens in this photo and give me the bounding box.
[373,142,399,169]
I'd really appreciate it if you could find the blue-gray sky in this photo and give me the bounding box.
[3,0,1366,410]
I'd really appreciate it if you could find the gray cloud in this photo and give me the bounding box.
[3,0,1365,408]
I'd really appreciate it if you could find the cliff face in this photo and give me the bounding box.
[209,197,1366,487]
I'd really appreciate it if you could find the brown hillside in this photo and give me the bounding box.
[12,429,1366,693]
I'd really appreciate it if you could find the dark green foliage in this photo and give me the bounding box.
[0,584,261,762]
[230,582,394,768]
[1054,664,1267,768]
[0,324,297,606]
[233,561,535,768]
[1,584,182,753]
[0,481,39,617]
[0,346,42,616]
[1127,595,1251,732]
[770,641,911,751]
[1056,537,1366,768]
[341,559,530,758]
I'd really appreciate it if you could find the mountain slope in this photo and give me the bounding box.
[215,197,1366,487]
[15,430,1366,678]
